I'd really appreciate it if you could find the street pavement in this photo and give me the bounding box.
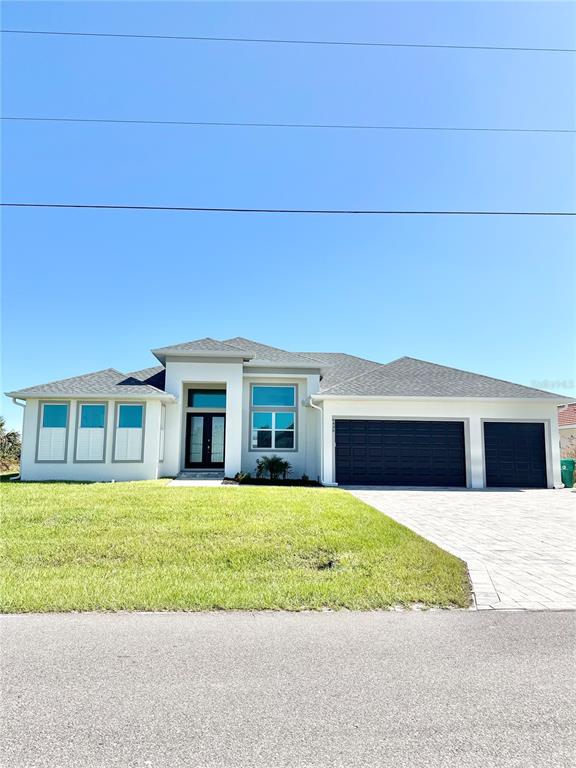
[1,611,575,768]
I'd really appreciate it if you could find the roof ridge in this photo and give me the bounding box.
[393,356,567,397]
[302,351,384,366]
[152,336,247,353]
[224,337,321,363]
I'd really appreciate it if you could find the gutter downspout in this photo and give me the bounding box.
[307,396,324,484]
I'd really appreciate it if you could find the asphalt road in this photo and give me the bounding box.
[1,611,575,768]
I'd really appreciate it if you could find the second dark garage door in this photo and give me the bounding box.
[335,420,467,487]
[484,422,547,488]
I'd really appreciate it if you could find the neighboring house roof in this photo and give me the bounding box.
[314,356,571,399]
[558,403,576,427]
[6,368,172,399]
[6,337,570,401]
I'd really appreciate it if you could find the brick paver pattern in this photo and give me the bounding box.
[348,488,576,610]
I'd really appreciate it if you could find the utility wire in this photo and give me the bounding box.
[3,116,574,134]
[2,29,574,53]
[1,203,574,216]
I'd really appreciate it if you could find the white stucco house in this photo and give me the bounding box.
[7,336,571,488]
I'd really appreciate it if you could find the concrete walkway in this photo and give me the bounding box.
[348,488,576,610]
[167,478,228,487]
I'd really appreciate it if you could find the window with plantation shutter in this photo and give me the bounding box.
[114,403,145,462]
[75,403,107,462]
[37,402,69,461]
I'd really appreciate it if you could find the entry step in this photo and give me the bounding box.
[174,470,225,480]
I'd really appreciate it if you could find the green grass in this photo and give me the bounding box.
[0,481,470,612]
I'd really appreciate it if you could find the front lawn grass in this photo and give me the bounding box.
[1,482,470,612]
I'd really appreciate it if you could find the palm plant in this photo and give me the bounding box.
[255,455,292,480]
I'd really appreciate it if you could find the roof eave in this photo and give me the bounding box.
[6,390,176,401]
[152,349,254,364]
[310,394,572,403]
[244,359,322,370]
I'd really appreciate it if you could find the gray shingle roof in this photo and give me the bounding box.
[224,337,319,365]
[300,352,382,390]
[7,338,569,401]
[6,368,169,398]
[152,337,250,358]
[127,365,166,390]
[316,356,569,399]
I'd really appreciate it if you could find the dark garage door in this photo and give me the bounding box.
[484,422,547,488]
[335,420,467,487]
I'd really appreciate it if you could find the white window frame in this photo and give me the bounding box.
[250,384,297,452]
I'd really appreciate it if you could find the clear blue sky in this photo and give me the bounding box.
[2,1,575,430]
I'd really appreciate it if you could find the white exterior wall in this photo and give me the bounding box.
[162,360,244,478]
[319,398,563,489]
[16,371,563,489]
[241,374,321,480]
[19,398,163,482]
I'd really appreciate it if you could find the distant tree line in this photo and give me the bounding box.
[0,417,21,471]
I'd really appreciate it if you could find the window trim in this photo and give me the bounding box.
[249,383,298,453]
[35,400,71,463]
[73,402,108,464]
[112,402,146,463]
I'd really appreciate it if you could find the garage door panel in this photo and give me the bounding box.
[484,422,547,488]
[335,420,466,487]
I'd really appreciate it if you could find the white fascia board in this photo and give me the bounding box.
[559,423,576,429]
[309,394,571,403]
[5,391,176,402]
[152,349,253,364]
[244,358,320,367]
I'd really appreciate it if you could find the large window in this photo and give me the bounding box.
[251,385,296,451]
[75,403,107,462]
[114,403,145,462]
[37,402,69,462]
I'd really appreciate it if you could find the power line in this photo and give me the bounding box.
[3,116,574,135]
[2,29,574,53]
[2,203,574,216]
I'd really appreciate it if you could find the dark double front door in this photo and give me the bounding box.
[185,413,226,469]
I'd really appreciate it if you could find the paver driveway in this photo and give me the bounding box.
[348,488,576,610]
